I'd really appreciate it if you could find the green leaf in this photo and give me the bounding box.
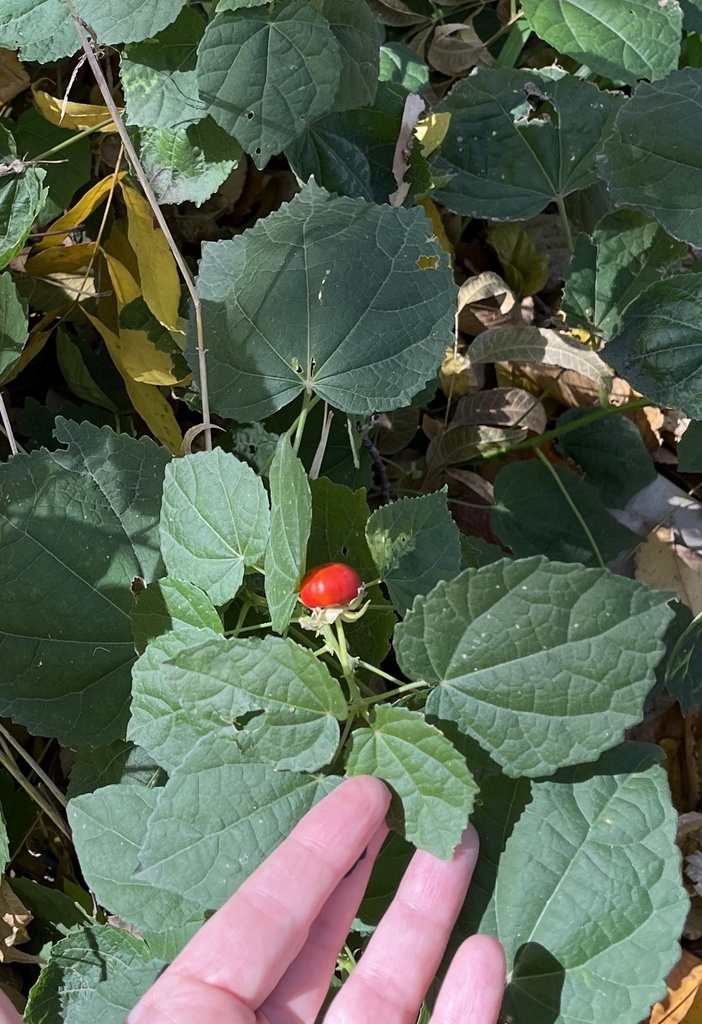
[556,409,656,509]
[666,615,702,714]
[122,6,206,129]
[466,325,612,391]
[134,118,242,207]
[128,626,224,769]
[192,181,454,420]
[264,436,312,633]
[309,0,379,112]
[69,785,205,937]
[346,706,478,858]
[378,41,429,93]
[682,0,702,33]
[9,877,88,951]
[395,557,675,777]
[491,461,639,565]
[678,421,702,473]
[562,210,688,341]
[431,68,622,220]
[131,577,223,655]
[0,420,169,745]
[56,329,127,413]
[24,923,165,1024]
[196,1,342,167]
[0,0,78,62]
[68,741,163,798]
[134,634,347,773]
[450,735,531,937]
[308,478,396,667]
[480,768,688,1024]
[160,448,270,606]
[136,734,339,909]
[605,272,702,417]
[0,126,48,270]
[365,489,462,616]
[520,0,682,86]
[8,109,92,226]
[286,81,429,203]
[598,69,702,247]
[71,0,186,45]
[0,272,26,385]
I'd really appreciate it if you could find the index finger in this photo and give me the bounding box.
[134,775,390,1013]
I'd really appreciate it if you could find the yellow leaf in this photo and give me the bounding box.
[32,82,117,133]
[83,309,183,454]
[439,347,479,398]
[648,951,702,1024]
[102,251,185,387]
[419,198,453,258]
[486,223,550,299]
[33,173,126,251]
[415,112,451,157]
[24,242,97,277]
[2,309,58,382]
[0,48,29,104]
[120,183,180,331]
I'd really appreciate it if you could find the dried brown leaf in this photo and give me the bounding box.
[648,951,702,1024]
[635,528,702,616]
[452,387,547,433]
[468,326,612,391]
[366,0,429,26]
[0,49,29,105]
[427,22,494,76]
[427,423,526,472]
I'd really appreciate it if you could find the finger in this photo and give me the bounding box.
[429,935,505,1024]
[129,775,390,1021]
[326,825,480,1024]
[260,820,389,1024]
[0,991,21,1024]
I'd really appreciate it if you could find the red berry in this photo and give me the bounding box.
[299,563,363,609]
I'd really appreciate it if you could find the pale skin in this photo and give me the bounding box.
[0,776,505,1024]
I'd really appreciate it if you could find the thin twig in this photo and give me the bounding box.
[65,2,213,450]
[0,391,18,456]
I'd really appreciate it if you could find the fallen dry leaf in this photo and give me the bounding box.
[0,48,29,104]
[648,950,702,1024]
[635,529,702,616]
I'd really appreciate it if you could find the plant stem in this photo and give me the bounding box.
[0,724,67,809]
[534,447,605,567]
[362,678,430,707]
[65,2,214,450]
[290,392,320,456]
[555,194,574,253]
[356,660,406,686]
[0,741,68,837]
[480,398,651,461]
[33,118,114,161]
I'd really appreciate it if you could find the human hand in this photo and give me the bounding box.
[0,776,505,1024]
[128,775,505,1023]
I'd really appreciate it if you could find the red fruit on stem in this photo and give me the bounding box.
[299,563,363,609]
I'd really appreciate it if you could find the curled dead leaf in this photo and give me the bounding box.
[457,272,532,335]
[427,22,494,76]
